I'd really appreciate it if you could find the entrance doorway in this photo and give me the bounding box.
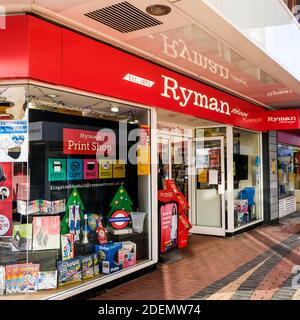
[191,136,226,236]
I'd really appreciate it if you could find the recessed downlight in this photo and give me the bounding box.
[111,106,119,113]
[146,4,171,16]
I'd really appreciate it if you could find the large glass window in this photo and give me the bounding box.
[0,84,152,297]
[233,128,262,229]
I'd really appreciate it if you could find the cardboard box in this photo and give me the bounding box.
[95,242,122,274]
[57,258,82,286]
[38,271,57,290]
[93,253,100,276]
[118,241,136,268]
[81,255,94,280]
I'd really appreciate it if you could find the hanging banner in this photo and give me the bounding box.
[0,120,28,162]
[0,163,13,236]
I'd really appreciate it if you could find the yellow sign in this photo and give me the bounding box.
[137,145,150,176]
[271,159,276,174]
[99,160,112,179]
[113,160,126,178]
[198,169,208,183]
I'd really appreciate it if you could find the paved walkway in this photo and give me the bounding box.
[91,212,300,300]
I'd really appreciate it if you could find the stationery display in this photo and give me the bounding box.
[57,257,82,286]
[11,223,32,252]
[5,264,40,294]
[61,233,75,261]
[32,216,60,251]
[81,254,94,280]
[38,271,58,290]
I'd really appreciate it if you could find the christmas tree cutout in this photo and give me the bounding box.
[61,188,85,235]
[108,185,133,217]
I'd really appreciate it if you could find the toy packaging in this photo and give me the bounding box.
[95,242,122,274]
[93,253,100,276]
[57,258,82,286]
[38,271,58,290]
[234,199,248,213]
[32,216,60,251]
[12,223,33,252]
[0,266,5,295]
[5,264,39,294]
[81,255,94,280]
[61,234,75,261]
[118,241,136,269]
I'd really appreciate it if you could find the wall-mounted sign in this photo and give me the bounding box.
[0,120,28,162]
[265,110,300,131]
[63,128,116,158]
[99,160,112,179]
[48,158,67,182]
[67,159,83,181]
[83,159,98,180]
[113,160,126,179]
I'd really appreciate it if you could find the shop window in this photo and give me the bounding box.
[233,128,262,229]
[0,84,152,297]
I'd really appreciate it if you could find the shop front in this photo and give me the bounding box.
[1,14,298,299]
[156,114,264,237]
[277,131,300,217]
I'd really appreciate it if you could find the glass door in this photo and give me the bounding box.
[192,136,225,236]
[157,133,191,202]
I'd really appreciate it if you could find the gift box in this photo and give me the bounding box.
[95,242,122,274]
[118,241,136,268]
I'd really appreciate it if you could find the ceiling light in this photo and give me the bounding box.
[47,94,59,98]
[146,4,171,16]
[111,106,119,113]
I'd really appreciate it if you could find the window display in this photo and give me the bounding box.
[233,129,262,228]
[278,145,295,199]
[0,85,152,297]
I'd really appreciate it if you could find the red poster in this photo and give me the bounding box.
[160,202,178,253]
[0,163,13,236]
[63,128,116,158]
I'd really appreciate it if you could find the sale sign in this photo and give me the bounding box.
[63,128,116,158]
[0,162,13,236]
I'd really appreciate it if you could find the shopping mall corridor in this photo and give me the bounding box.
[89,212,300,300]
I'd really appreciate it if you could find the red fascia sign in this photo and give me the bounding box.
[63,128,116,157]
[0,16,264,132]
[264,109,300,131]
[0,16,298,132]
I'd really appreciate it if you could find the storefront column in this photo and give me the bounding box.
[263,131,279,224]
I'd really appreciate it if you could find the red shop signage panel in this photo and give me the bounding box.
[63,128,116,157]
[0,16,266,131]
[265,110,300,131]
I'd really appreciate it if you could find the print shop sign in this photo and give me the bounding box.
[63,128,116,158]
[63,128,150,164]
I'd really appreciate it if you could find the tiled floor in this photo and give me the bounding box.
[90,212,300,300]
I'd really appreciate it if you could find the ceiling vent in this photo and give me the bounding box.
[84,1,163,33]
